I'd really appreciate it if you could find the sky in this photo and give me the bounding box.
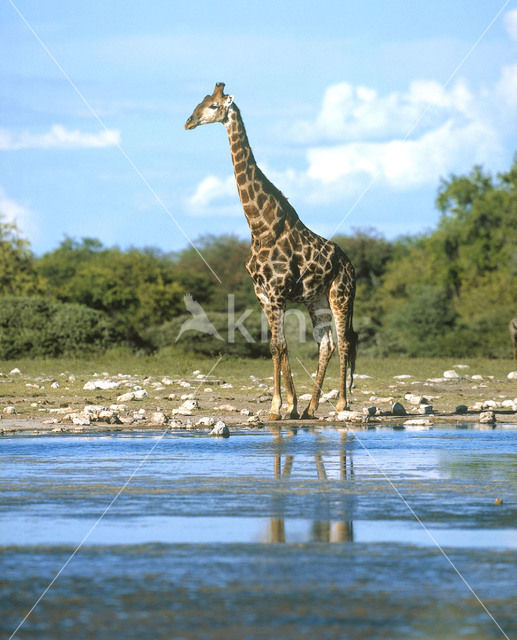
[1,0,516,259]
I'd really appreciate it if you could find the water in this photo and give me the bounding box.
[1,425,516,639]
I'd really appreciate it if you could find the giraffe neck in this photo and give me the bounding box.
[225,104,297,238]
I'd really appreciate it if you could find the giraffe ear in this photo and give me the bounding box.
[225,94,234,107]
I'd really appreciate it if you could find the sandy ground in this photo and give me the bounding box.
[1,362,517,435]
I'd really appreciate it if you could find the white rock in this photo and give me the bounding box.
[151,412,168,425]
[110,404,126,412]
[370,396,394,403]
[507,371,517,380]
[9,368,21,375]
[68,374,76,382]
[161,377,174,386]
[178,381,191,388]
[83,405,105,419]
[204,387,213,393]
[182,399,199,411]
[72,414,90,426]
[51,381,60,389]
[247,415,263,425]
[3,406,16,415]
[181,393,195,400]
[221,383,233,389]
[117,391,136,402]
[394,374,412,380]
[471,374,484,380]
[83,379,120,391]
[479,411,496,424]
[216,404,237,412]
[336,410,367,423]
[404,419,432,427]
[133,389,148,400]
[299,393,312,401]
[418,405,434,415]
[454,364,469,369]
[193,370,201,375]
[322,389,339,400]
[167,393,177,400]
[209,420,230,437]
[404,393,428,406]
[172,399,199,416]
[196,416,215,426]
[443,370,460,379]
[354,374,372,379]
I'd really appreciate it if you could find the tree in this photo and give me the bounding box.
[0,216,41,295]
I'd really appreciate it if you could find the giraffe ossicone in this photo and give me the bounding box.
[186,83,357,420]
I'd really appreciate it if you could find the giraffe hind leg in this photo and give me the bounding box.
[329,271,356,413]
[301,297,335,419]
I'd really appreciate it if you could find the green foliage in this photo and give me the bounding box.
[0,297,122,359]
[1,156,516,359]
[383,285,459,356]
[36,238,185,340]
[0,216,41,296]
[376,155,517,357]
[173,234,256,311]
[143,311,270,358]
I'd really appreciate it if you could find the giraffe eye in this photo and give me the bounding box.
[209,104,218,110]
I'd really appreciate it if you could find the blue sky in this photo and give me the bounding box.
[1,0,516,256]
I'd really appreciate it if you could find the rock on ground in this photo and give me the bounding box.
[391,402,407,416]
[209,420,230,437]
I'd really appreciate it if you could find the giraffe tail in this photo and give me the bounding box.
[348,325,358,393]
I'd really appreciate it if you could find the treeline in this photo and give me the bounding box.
[1,156,516,359]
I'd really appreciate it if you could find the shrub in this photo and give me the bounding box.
[143,311,270,358]
[0,297,122,358]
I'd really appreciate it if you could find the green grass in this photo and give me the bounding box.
[2,349,516,421]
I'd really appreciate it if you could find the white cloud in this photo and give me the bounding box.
[504,8,517,43]
[0,125,120,150]
[0,187,36,239]
[305,119,500,193]
[292,79,475,144]
[188,174,237,211]
[188,8,516,211]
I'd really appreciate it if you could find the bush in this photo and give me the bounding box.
[143,311,270,358]
[0,297,122,358]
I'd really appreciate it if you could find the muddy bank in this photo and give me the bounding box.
[1,363,517,435]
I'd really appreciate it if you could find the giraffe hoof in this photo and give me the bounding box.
[301,408,315,420]
[286,410,300,420]
[268,412,281,421]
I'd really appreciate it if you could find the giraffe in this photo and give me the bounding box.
[185,83,357,420]
[510,317,517,359]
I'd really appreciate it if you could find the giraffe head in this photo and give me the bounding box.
[185,83,234,130]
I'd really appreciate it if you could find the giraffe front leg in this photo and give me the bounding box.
[280,351,299,419]
[264,302,297,420]
[269,341,283,421]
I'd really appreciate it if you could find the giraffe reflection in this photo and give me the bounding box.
[268,427,354,543]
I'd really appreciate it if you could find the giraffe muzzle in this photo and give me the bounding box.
[185,116,198,130]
